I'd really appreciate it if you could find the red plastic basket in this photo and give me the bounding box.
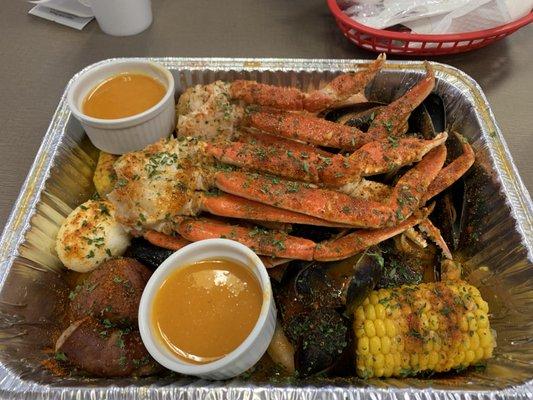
[327,0,533,56]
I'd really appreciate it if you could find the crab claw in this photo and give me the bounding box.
[303,53,386,112]
[418,218,453,260]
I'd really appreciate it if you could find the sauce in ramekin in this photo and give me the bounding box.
[83,73,166,119]
[151,259,262,364]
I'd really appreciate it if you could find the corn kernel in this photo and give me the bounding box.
[365,354,374,367]
[375,367,385,377]
[410,353,419,369]
[477,312,489,329]
[469,286,481,297]
[356,328,365,339]
[454,352,465,366]
[397,336,405,352]
[358,337,370,355]
[385,319,396,336]
[363,297,370,305]
[470,332,480,349]
[459,315,469,332]
[384,363,394,377]
[393,352,401,367]
[478,300,489,313]
[465,350,476,364]
[484,347,493,358]
[428,351,439,367]
[479,328,492,348]
[369,292,379,305]
[370,336,381,355]
[374,320,386,337]
[375,303,386,319]
[381,336,391,354]
[374,353,385,369]
[355,306,365,321]
[364,319,376,338]
[419,353,429,370]
[364,304,376,320]
[468,318,478,332]
[475,347,485,360]
[401,353,410,369]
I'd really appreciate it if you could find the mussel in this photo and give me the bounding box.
[274,248,383,376]
[125,237,173,270]
[408,93,446,139]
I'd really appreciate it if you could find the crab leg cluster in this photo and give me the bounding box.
[108,55,475,262]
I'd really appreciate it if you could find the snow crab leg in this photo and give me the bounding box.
[214,145,446,228]
[230,54,386,113]
[208,131,448,187]
[177,217,316,260]
[145,204,433,262]
[242,62,435,152]
[314,205,434,261]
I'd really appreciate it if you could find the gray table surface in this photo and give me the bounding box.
[0,0,531,229]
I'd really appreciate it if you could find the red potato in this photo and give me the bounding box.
[55,317,160,377]
[69,258,152,324]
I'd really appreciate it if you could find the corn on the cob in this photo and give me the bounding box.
[353,281,495,378]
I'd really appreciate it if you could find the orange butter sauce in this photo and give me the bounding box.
[151,259,263,364]
[82,73,166,119]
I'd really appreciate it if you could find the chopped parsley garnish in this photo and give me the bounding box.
[98,203,110,216]
[145,152,178,178]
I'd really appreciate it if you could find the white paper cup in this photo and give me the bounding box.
[81,0,153,36]
[138,239,277,380]
[67,60,175,154]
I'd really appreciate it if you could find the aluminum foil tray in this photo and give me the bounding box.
[0,58,531,399]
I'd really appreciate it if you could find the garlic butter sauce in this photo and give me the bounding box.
[151,259,263,364]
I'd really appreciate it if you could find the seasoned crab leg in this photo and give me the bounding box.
[143,230,191,250]
[242,62,435,152]
[143,229,291,267]
[422,133,475,203]
[230,54,386,113]
[200,192,352,227]
[208,131,448,187]
[368,61,435,139]
[172,207,434,261]
[314,205,434,261]
[214,145,446,228]
[177,217,316,260]
[246,110,372,151]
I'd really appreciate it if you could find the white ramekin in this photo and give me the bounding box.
[67,60,175,154]
[138,239,277,380]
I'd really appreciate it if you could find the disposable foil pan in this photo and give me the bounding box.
[0,58,531,399]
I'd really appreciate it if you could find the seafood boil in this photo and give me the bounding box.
[52,55,495,380]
